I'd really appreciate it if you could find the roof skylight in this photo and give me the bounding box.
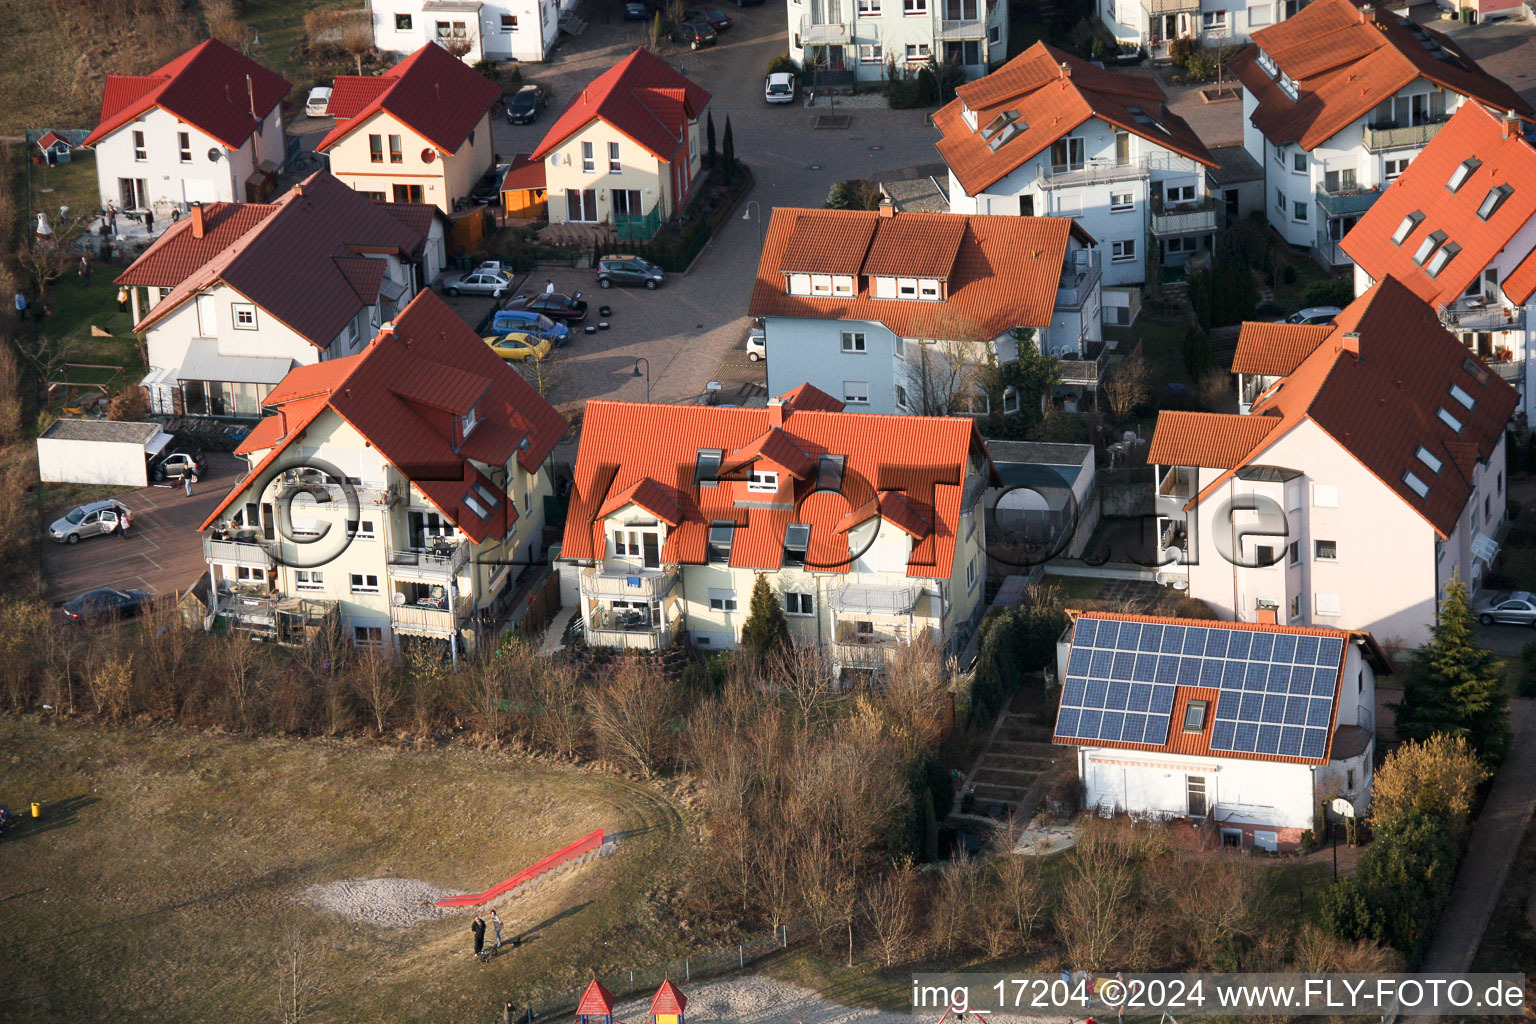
[1477,184,1514,221]
[1462,356,1489,385]
[1425,241,1461,278]
[1447,158,1481,193]
[1437,407,1463,432]
[1392,211,1424,246]
[980,110,1019,140]
[1416,446,1442,473]
[1413,230,1447,266]
[1449,383,1475,409]
[1403,470,1430,498]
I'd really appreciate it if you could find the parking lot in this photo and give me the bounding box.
[40,453,243,605]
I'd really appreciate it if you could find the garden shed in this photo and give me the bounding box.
[36,419,172,487]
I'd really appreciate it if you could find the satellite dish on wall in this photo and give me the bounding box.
[421,148,437,163]
[207,148,222,162]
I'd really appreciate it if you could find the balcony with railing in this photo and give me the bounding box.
[1314,184,1383,218]
[799,12,851,44]
[1057,250,1101,309]
[1313,230,1349,268]
[586,605,675,650]
[1490,358,1525,384]
[935,11,986,38]
[390,595,471,637]
[276,468,396,509]
[1141,0,1198,13]
[387,541,469,582]
[1157,464,1196,501]
[1362,119,1448,152]
[209,587,338,644]
[1151,194,1217,236]
[835,638,899,670]
[579,566,679,600]
[1038,158,1149,190]
[1440,301,1527,334]
[1058,342,1109,387]
[203,533,273,569]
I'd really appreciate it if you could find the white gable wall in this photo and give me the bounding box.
[93,105,284,212]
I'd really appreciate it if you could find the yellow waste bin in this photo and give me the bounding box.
[30,802,40,818]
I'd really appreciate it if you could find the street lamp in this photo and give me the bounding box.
[631,356,650,403]
[742,200,762,252]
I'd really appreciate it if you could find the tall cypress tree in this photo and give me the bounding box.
[705,111,717,168]
[1393,573,1510,765]
[721,116,736,182]
[739,573,789,660]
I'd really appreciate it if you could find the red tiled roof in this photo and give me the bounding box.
[1230,322,1334,375]
[530,49,710,164]
[1504,242,1536,307]
[335,256,387,304]
[82,40,290,149]
[860,215,969,279]
[203,290,567,542]
[1341,103,1536,307]
[749,208,1087,337]
[1152,276,1517,538]
[777,383,844,411]
[126,172,435,346]
[577,979,617,1016]
[114,203,276,288]
[36,131,67,150]
[934,42,1216,197]
[500,153,546,192]
[562,391,997,578]
[651,980,687,1016]
[1147,411,1282,468]
[1052,612,1368,765]
[317,43,501,154]
[1228,0,1532,151]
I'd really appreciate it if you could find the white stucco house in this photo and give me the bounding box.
[82,39,290,214]
[789,0,1008,84]
[933,43,1218,325]
[1227,0,1533,269]
[1148,276,1517,650]
[1054,611,1390,850]
[199,289,568,656]
[1341,102,1536,425]
[559,385,998,676]
[1095,0,1308,60]
[371,0,561,63]
[116,172,446,418]
[749,205,1106,417]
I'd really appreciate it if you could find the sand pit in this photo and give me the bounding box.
[298,878,464,929]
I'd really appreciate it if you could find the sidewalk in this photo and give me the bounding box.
[1417,697,1536,973]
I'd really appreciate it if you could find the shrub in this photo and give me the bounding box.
[766,55,801,77]
[472,58,499,78]
[1302,277,1354,309]
[107,386,150,422]
[1168,36,1198,68]
[1281,264,1298,285]
[1369,734,1487,839]
[507,64,523,85]
[1174,597,1219,619]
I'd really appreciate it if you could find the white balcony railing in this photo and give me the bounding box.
[1151,196,1218,235]
[203,535,273,569]
[1440,302,1526,334]
[1057,250,1101,308]
[579,566,679,599]
[800,12,851,43]
[387,543,468,581]
[389,596,470,636]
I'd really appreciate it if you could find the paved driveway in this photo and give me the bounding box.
[41,452,244,605]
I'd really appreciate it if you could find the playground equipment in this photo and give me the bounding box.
[436,829,607,908]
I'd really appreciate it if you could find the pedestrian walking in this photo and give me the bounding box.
[491,909,503,950]
[471,916,486,958]
[543,278,554,296]
[183,473,195,497]
[1114,972,1125,1024]
[106,201,117,235]
[144,208,154,232]
[171,206,182,223]
[78,254,91,286]
[117,286,129,313]
[117,509,132,539]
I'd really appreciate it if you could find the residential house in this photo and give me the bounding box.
[1054,611,1389,849]
[82,39,290,213]
[531,49,709,238]
[559,385,998,678]
[748,204,1105,416]
[371,0,561,63]
[788,0,1008,85]
[1096,0,1309,61]
[1341,102,1536,423]
[934,44,1218,324]
[316,43,501,213]
[198,289,567,656]
[116,172,446,418]
[1227,0,1532,268]
[984,440,1099,566]
[1147,276,1516,648]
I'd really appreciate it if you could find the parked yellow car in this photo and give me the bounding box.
[483,331,552,361]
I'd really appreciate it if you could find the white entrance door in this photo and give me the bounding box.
[195,294,218,337]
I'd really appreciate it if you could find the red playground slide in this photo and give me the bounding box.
[437,829,606,908]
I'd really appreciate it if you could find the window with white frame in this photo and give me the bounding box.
[1003,387,1019,413]
[1276,190,1287,214]
[1290,593,1302,619]
[1314,593,1341,617]
[905,43,931,60]
[581,142,594,173]
[832,275,854,295]
[1384,157,1409,182]
[395,13,412,29]
[133,131,146,161]
[1167,236,1199,255]
[295,570,325,591]
[1167,184,1196,203]
[501,13,517,30]
[897,278,918,297]
[1111,239,1136,263]
[235,566,264,582]
[1110,191,1133,211]
[346,519,377,540]
[789,274,810,296]
[1202,10,1227,30]
[841,331,866,353]
[1293,201,1308,222]
[748,470,779,493]
[232,303,257,329]
[1314,539,1337,561]
[1292,152,1306,174]
[858,43,883,62]
[177,132,191,163]
[919,279,940,299]
[843,381,869,404]
[895,384,909,408]
[708,589,738,612]
[904,0,927,13]
[859,0,882,10]
[350,573,380,594]
[893,336,907,358]
[811,274,832,295]
[608,142,620,171]
[785,592,815,615]
[967,553,978,591]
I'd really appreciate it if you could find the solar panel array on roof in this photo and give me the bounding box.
[1056,619,1345,761]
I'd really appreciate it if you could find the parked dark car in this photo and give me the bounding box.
[669,21,717,48]
[149,448,205,482]
[470,163,510,205]
[60,587,152,623]
[685,7,732,29]
[505,84,547,124]
[597,255,665,289]
[506,291,589,322]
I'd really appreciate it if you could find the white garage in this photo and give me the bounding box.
[36,419,172,487]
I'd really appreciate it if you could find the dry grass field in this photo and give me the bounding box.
[0,717,687,1022]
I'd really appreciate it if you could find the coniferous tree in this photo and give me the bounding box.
[1392,573,1510,765]
[705,111,717,168]
[739,573,789,660]
[721,116,736,182]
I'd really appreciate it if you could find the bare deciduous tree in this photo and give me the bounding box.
[201,0,257,53]
[273,911,321,1023]
[589,657,676,776]
[351,652,403,735]
[1102,350,1152,422]
[860,864,920,966]
[339,16,375,74]
[903,337,989,416]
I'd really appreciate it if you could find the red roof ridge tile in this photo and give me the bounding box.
[530,49,710,165]
[316,43,501,155]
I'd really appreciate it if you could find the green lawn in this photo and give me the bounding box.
[244,0,374,96]
[28,149,100,227]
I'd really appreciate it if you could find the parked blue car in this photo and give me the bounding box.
[490,309,571,346]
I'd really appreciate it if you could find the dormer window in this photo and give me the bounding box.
[1257,49,1277,76]
[783,522,811,566]
[816,454,845,491]
[707,521,735,563]
[1425,241,1460,278]
[1391,211,1423,245]
[748,470,779,493]
[832,275,855,296]
[810,275,833,296]
[1447,158,1481,193]
[459,403,480,439]
[1278,72,1299,101]
[874,277,896,298]
[961,102,976,131]
[919,279,941,299]
[897,278,918,298]
[788,274,811,296]
[695,448,723,486]
[1477,184,1514,221]
[1412,230,1447,266]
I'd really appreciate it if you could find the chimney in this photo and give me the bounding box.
[1059,61,1072,79]
[1256,606,1278,625]
[878,198,895,218]
[293,183,304,197]
[1359,2,1372,19]
[767,396,785,428]
[1341,331,1361,360]
[1504,109,1520,140]
[190,201,206,239]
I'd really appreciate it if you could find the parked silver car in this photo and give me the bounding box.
[442,269,514,297]
[1473,591,1536,627]
[49,499,131,544]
